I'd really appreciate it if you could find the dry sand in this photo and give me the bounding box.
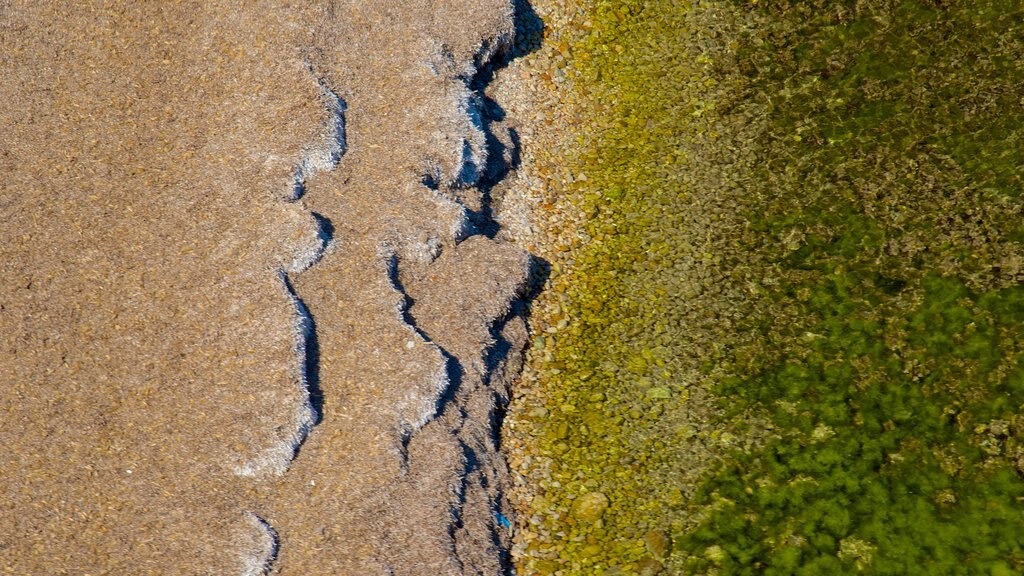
[1,1,534,573]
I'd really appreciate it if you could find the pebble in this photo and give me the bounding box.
[571,491,609,522]
[637,558,664,575]
[644,529,671,559]
[646,387,672,399]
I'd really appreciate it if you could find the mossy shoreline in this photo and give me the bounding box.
[505,1,1024,574]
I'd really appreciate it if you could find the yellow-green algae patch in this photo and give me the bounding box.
[507,1,764,574]
[507,0,1024,574]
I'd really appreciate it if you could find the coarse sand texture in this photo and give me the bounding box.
[1,1,532,574]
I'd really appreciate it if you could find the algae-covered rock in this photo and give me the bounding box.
[572,491,609,522]
[705,545,726,564]
[646,386,672,399]
[637,557,664,575]
[534,559,560,574]
[644,529,671,559]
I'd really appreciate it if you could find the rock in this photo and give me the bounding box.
[572,491,609,522]
[582,543,603,556]
[637,558,664,575]
[534,559,560,574]
[646,386,672,399]
[644,529,671,559]
[706,545,726,564]
[533,335,546,350]
[528,406,549,419]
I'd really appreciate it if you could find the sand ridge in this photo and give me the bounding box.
[254,1,532,573]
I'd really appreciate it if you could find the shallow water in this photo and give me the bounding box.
[509,0,1024,573]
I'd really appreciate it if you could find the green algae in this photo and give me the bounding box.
[513,1,757,573]
[688,276,1024,574]
[681,1,1024,573]
[513,0,1024,574]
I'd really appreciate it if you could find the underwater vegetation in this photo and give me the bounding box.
[511,0,1024,574]
[684,1,1024,573]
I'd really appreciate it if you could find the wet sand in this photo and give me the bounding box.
[1,1,532,573]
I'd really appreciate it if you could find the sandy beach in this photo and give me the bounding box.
[2,1,534,573]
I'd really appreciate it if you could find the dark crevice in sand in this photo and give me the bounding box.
[232,209,332,479]
[465,51,523,239]
[298,213,334,425]
[385,253,463,393]
[447,439,477,564]
[242,513,280,576]
[421,164,443,192]
[482,303,525,390]
[385,252,467,471]
[281,274,324,427]
[267,74,346,466]
[287,75,347,202]
[240,68,347,574]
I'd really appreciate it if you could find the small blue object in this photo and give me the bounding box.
[496,512,511,529]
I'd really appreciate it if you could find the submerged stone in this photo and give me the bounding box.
[644,529,671,560]
[646,386,671,400]
[572,491,609,522]
[637,558,664,575]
